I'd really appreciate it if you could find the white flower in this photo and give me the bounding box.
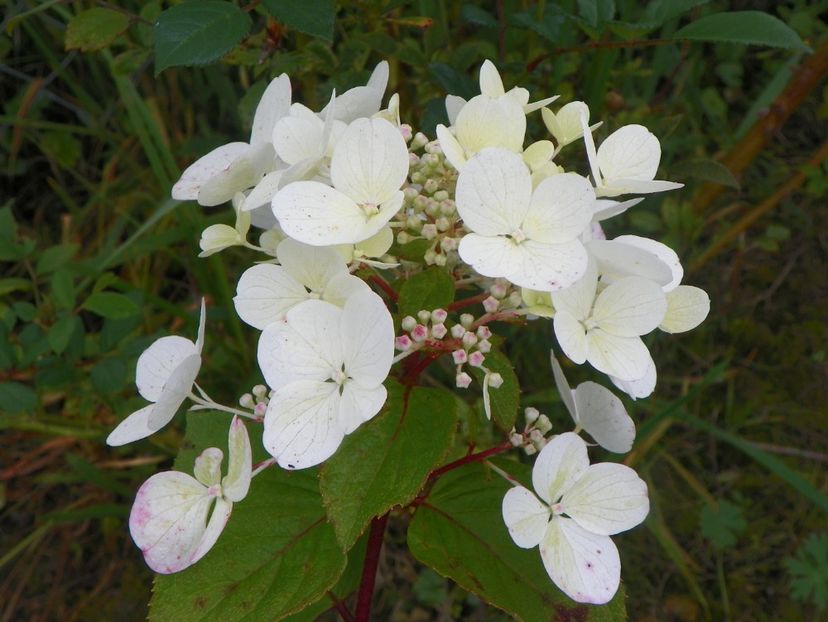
[550,353,635,453]
[320,61,389,124]
[272,117,408,245]
[551,260,667,381]
[233,238,368,330]
[198,192,251,257]
[129,416,251,574]
[257,289,394,469]
[334,225,396,268]
[580,116,683,198]
[456,148,592,291]
[542,101,601,153]
[501,432,648,604]
[107,300,206,446]
[172,75,290,206]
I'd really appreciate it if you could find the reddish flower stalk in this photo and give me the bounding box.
[368,274,399,302]
[354,512,390,622]
[427,441,513,481]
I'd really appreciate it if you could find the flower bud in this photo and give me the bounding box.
[423,179,439,195]
[487,372,503,388]
[483,296,500,312]
[433,190,449,202]
[450,324,466,339]
[403,186,419,202]
[477,339,491,353]
[508,291,522,307]
[460,313,474,329]
[452,349,468,365]
[433,253,447,266]
[239,393,255,408]
[411,132,428,150]
[476,326,492,340]
[422,224,438,240]
[469,351,485,367]
[411,324,429,342]
[462,331,478,348]
[430,323,447,339]
[396,231,412,245]
[455,371,472,389]
[401,316,417,332]
[535,414,552,434]
[252,384,268,399]
[490,282,508,299]
[431,308,448,323]
[400,124,413,141]
[510,432,524,447]
[523,444,538,456]
[395,335,413,350]
[524,407,540,425]
[417,310,431,323]
[440,199,456,216]
[440,237,457,252]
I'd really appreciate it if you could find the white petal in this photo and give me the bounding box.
[587,239,673,288]
[593,197,644,221]
[357,225,394,258]
[532,432,589,505]
[172,143,250,201]
[445,95,466,125]
[523,94,559,114]
[659,285,710,333]
[523,140,555,171]
[597,178,684,197]
[193,447,223,487]
[107,405,155,446]
[455,148,532,236]
[149,354,201,428]
[273,114,324,165]
[539,517,620,605]
[234,264,308,330]
[195,298,206,354]
[593,277,667,337]
[136,336,197,402]
[338,382,387,435]
[554,310,588,365]
[586,330,653,382]
[506,239,588,292]
[610,360,657,400]
[222,416,252,502]
[250,73,291,146]
[456,95,526,154]
[550,258,598,321]
[322,61,389,123]
[129,471,213,574]
[614,235,683,291]
[550,353,577,422]
[187,497,232,568]
[277,238,347,291]
[435,124,467,170]
[563,463,649,535]
[321,273,370,307]
[257,299,343,390]
[524,173,594,244]
[579,111,602,187]
[502,486,550,548]
[273,181,368,246]
[458,234,525,282]
[479,59,505,97]
[198,142,274,207]
[597,124,660,183]
[573,382,635,453]
[330,118,409,205]
[543,101,590,147]
[341,290,394,387]
[263,380,344,469]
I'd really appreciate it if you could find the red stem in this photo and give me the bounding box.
[368,274,399,302]
[328,591,354,622]
[428,441,513,481]
[354,512,390,622]
[447,292,489,311]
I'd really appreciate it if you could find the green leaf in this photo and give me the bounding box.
[65,8,129,52]
[577,0,615,29]
[320,382,457,549]
[428,63,477,100]
[262,0,336,41]
[511,9,568,42]
[469,348,520,431]
[641,0,710,26]
[787,533,828,611]
[699,500,746,550]
[82,292,139,319]
[674,11,810,51]
[36,244,79,275]
[397,268,455,319]
[150,413,347,622]
[460,5,498,28]
[671,158,740,189]
[154,1,252,74]
[91,357,128,393]
[48,315,78,355]
[0,278,30,296]
[50,270,76,310]
[0,382,38,415]
[408,462,626,621]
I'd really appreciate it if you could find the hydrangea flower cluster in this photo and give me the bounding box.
[109,59,710,605]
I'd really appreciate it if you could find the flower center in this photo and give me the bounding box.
[360,202,379,217]
[331,366,348,385]
[507,228,527,244]
[584,317,598,331]
[550,502,564,516]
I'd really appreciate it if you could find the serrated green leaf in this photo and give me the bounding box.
[262,0,335,41]
[700,500,746,550]
[674,11,810,51]
[672,158,740,189]
[408,462,626,621]
[65,8,129,52]
[154,1,252,74]
[0,382,38,415]
[82,292,139,319]
[320,381,457,550]
[641,0,710,26]
[397,268,455,319]
[48,315,78,355]
[469,348,520,431]
[787,533,828,611]
[150,413,347,622]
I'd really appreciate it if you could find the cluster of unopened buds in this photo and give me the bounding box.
[105,57,710,605]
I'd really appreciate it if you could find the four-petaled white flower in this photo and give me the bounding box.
[550,353,635,453]
[107,300,206,446]
[272,117,409,245]
[502,432,649,604]
[456,147,593,291]
[129,415,252,574]
[580,115,684,198]
[257,289,394,469]
[234,238,368,330]
[551,259,667,381]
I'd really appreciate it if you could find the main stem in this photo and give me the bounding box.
[354,512,389,622]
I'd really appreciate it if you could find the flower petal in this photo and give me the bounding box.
[172,143,250,201]
[250,73,291,146]
[659,285,710,334]
[263,380,344,469]
[505,239,588,292]
[341,290,394,387]
[502,486,550,549]
[543,101,590,148]
[338,382,388,435]
[198,142,274,207]
[587,239,673,288]
[524,173,594,244]
[321,61,388,123]
[532,432,589,505]
[272,181,369,246]
[597,124,660,183]
[234,264,308,330]
[593,197,644,221]
[455,148,532,236]
[550,353,577,422]
[322,273,371,307]
[195,298,206,354]
[553,310,588,365]
[106,405,155,446]
[593,277,667,337]
[613,235,683,291]
[272,112,324,165]
[597,178,683,197]
[458,234,525,282]
[148,353,201,428]
[563,463,649,535]
[445,95,466,125]
[330,118,409,206]
[573,382,635,453]
[550,258,598,321]
[257,299,343,390]
[222,416,252,502]
[435,124,467,170]
[193,447,223,487]
[479,59,505,98]
[456,95,525,154]
[136,336,197,402]
[187,497,233,569]
[539,517,621,605]
[586,330,653,382]
[277,238,347,291]
[610,360,657,400]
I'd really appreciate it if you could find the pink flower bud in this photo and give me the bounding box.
[483,296,499,312]
[411,324,429,342]
[469,351,485,367]
[490,282,508,299]
[477,339,491,353]
[252,384,268,399]
[430,323,447,339]
[422,224,438,239]
[462,332,478,348]
[254,402,267,417]
[476,326,492,340]
[400,124,413,141]
[395,335,413,351]
[455,372,472,389]
[450,324,466,339]
[440,237,457,252]
[487,372,504,388]
[452,349,468,364]
[431,308,448,323]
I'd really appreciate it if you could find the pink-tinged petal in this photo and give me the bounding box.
[531,432,589,505]
[187,497,233,569]
[340,290,394,387]
[553,310,588,366]
[524,173,594,244]
[257,299,343,390]
[263,380,344,470]
[573,382,635,454]
[148,353,201,428]
[586,330,653,382]
[338,382,387,435]
[455,148,531,236]
[539,517,621,605]
[233,264,308,330]
[502,486,550,549]
[222,416,252,502]
[562,463,649,535]
[129,471,213,574]
[136,336,197,402]
[172,143,250,201]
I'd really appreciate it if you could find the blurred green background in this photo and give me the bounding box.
[1,1,827,620]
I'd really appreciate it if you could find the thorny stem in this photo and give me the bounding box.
[354,513,389,622]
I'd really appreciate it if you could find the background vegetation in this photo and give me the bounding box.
[1,0,827,620]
